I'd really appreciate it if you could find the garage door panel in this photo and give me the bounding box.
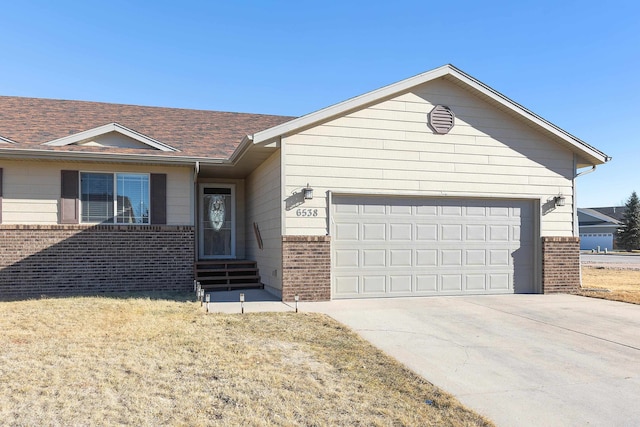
[441,250,462,266]
[442,205,463,216]
[416,250,438,266]
[466,249,486,265]
[363,276,386,293]
[465,206,486,216]
[390,250,412,266]
[363,223,386,240]
[466,274,486,290]
[390,223,412,240]
[417,224,438,240]
[363,204,386,214]
[489,274,510,290]
[389,276,412,292]
[416,275,438,292]
[489,206,510,217]
[335,223,359,240]
[390,204,412,215]
[332,196,535,298]
[335,203,359,214]
[489,225,510,241]
[335,276,359,294]
[416,205,438,215]
[335,249,359,267]
[442,275,462,291]
[466,225,486,240]
[489,250,510,266]
[363,249,386,267]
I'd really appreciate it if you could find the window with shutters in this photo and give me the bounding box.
[80,172,150,224]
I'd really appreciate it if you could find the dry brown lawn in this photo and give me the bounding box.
[580,267,640,304]
[0,294,491,426]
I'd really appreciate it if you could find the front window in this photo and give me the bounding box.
[81,172,149,224]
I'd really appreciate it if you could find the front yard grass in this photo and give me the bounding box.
[0,294,491,426]
[580,267,640,305]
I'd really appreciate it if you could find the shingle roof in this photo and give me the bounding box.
[0,96,295,158]
[587,206,627,222]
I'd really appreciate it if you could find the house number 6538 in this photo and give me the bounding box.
[296,208,318,217]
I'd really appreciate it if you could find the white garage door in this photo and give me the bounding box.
[332,196,535,298]
[579,233,613,251]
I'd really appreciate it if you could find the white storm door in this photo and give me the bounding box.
[199,184,236,259]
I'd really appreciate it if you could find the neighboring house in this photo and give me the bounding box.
[578,207,625,251]
[0,64,610,300]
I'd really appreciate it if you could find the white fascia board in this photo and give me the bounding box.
[578,208,621,224]
[0,135,17,144]
[42,122,180,152]
[228,135,253,163]
[579,224,620,229]
[444,66,610,165]
[0,146,227,165]
[252,64,610,165]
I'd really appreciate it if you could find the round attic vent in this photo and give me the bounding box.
[428,105,455,134]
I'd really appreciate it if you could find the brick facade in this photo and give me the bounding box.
[281,235,331,302]
[541,236,581,294]
[0,225,194,299]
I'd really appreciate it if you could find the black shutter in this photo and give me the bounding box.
[150,173,167,225]
[0,168,3,223]
[60,170,79,224]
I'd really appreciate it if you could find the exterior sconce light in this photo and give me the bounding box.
[303,183,314,200]
[554,194,566,207]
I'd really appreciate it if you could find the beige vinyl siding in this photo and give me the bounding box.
[245,151,282,293]
[0,160,192,225]
[284,77,574,236]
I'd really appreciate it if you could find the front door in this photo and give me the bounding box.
[199,184,235,259]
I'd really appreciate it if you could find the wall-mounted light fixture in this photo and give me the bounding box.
[303,183,314,200]
[554,193,566,207]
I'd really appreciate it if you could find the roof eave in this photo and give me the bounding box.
[0,147,229,166]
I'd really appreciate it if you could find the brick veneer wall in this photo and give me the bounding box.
[0,225,194,299]
[541,236,581,294]
[282,235,331,302]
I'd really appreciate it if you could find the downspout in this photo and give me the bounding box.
[573,164,598,236]
[194,161,200,263]
[573,162,601,289]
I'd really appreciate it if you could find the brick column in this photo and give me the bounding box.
[541,236,581,294]
[281,235,331,302]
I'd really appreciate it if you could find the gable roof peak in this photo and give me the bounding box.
[42,122,180,152]
[252,64,610,167]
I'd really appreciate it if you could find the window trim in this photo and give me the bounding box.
[79,171,151,225]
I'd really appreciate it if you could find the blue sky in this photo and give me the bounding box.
[2,1,638,207]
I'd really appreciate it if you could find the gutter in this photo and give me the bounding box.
[0,147,231,166]
[575,165,597,178]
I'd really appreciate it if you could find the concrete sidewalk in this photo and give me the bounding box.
[200,289,295,313]
[301,294,640,427]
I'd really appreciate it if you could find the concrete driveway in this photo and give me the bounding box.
[302,295,640,427]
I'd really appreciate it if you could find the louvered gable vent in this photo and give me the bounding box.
[428,105,455,134]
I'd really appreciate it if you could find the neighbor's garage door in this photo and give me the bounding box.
[332,196,535,298]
